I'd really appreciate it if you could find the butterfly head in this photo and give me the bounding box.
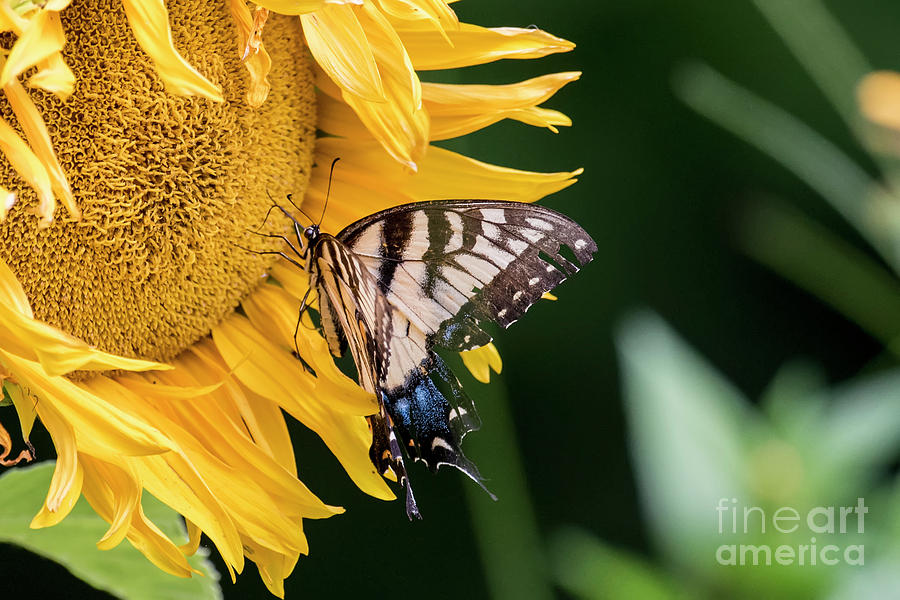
[303,224,320,242]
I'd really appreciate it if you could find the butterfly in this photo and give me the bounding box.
[272,197,596,518]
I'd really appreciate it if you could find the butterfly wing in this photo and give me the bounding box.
[312,233,485,518]
[337,199,597,351]
[312,200,596,518]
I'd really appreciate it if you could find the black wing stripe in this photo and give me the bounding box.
[377,209,414,294]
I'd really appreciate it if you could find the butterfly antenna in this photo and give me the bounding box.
[318,157,340,227]
[285,193,317,225]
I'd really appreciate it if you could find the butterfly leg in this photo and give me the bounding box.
[291,286,313,360]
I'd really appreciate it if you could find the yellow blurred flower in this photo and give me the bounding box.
[0,0,579,594]
[859,70,900,131]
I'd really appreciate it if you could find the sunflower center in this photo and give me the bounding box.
[0,0,315,362]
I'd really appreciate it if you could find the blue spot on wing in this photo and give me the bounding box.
[382,352,494,499]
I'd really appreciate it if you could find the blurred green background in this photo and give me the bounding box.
[5,0,900,598]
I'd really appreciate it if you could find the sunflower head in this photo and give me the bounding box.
[0,0,316,363]
[0,0,581,595]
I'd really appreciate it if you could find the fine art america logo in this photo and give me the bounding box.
[715,498,867,566]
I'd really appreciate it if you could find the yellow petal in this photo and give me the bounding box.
[423,72,579,138]
[460,342,502,384]
[212,314,394,500]
[79,456,141,550]
[189,339,298,474]
[0,350,176,457]
[859,70,900,131]
[308,137,581,229]
[29,402,82,523]
[0,114,54,225]
[120,0,224,101]
[0,259,169,375]
[182,519,203,556]
[129,504,196,577]
[3,74,78,218]
[329,4,429,168]
[398,23,574,70]
[27,52,75,99]
[430,106,572,140]
[248,542,300,598]
[242,283,378,415]
[424,72,580,115]
[230,0,272,107]
[125,360,340,519]
[7,380,36,443]
[377,0,458,34]
[0,186,14,221]
[0,11,65,88]
[301,4,386,102]
[255,0,357,16]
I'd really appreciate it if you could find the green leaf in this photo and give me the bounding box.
[811,371,900,497]
[761,360,827,435]
[0,462,222,600]
[460,366,554,600]
[551,527,688,600]
[673,63,885,262]
[616,312,756,574]
[739,202,900,347]
[752,0,871,129]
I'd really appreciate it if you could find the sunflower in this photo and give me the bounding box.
[0,0,579,594]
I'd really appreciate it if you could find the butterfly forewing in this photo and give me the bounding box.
[338,200,598,349]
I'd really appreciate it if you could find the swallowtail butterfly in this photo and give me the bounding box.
[277,198,596,518]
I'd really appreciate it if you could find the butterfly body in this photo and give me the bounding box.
[295,200,596,518]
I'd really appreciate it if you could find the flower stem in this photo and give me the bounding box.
[463,376,554,600]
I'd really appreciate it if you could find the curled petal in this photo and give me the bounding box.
[398,23,574,70]
[230,0,272,107]
[79,456,142,550]
[0,115,54,226]
[29,402,82,523]
[3,76,78,218]
[0,416,33,466]
[423,72,579,138]
[0,11,65,88]
[120,0,224,101]
[301,4,386,102]
[27,53,75,99]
